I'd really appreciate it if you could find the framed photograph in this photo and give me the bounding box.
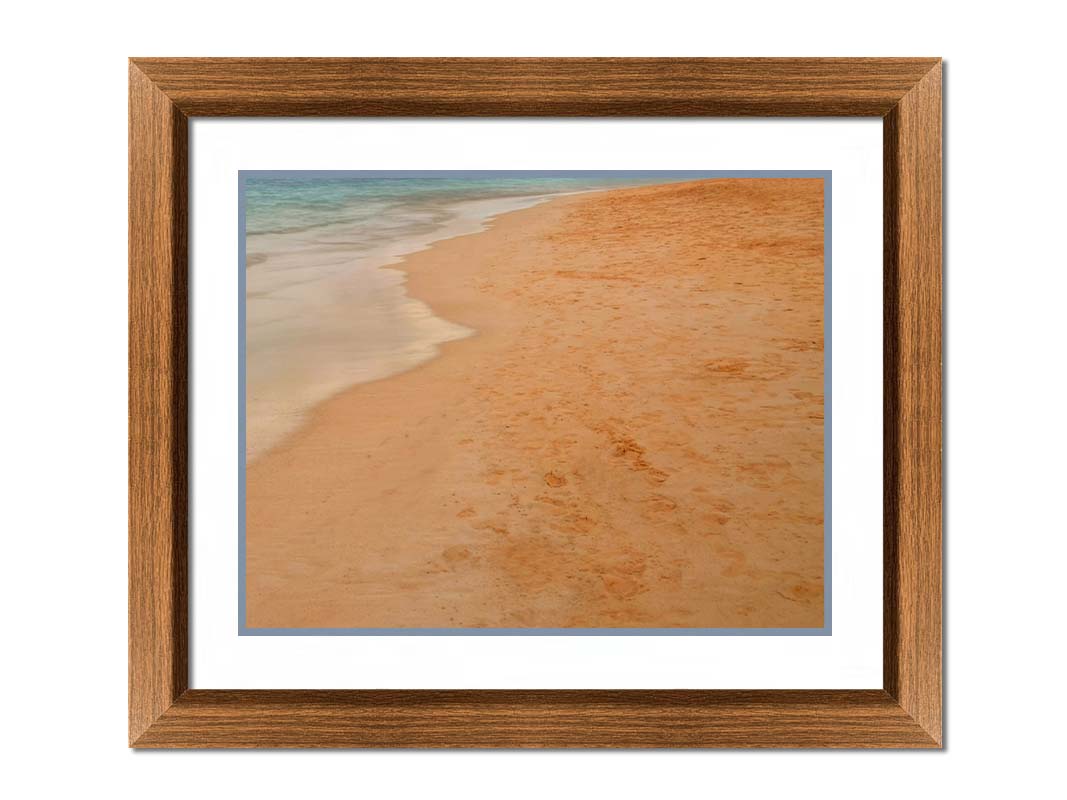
[129,58,942,748]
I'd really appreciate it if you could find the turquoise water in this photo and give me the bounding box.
[244,171,715,237]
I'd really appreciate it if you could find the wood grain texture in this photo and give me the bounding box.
[882,62,943,744]
[135,690,934,749]
[129,62,189,744]
[130,57,940,117]
[128,58,942,748]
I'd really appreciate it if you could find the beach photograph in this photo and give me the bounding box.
[243,171,826,631]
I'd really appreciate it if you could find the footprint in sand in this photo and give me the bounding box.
[599,426,670,485]
[474,519,510,536]
[485,467,509,486]
[610,555,648,576]
[715,548,749,578]
[456,507,477,519]
[534,493,567,509]
[776,581,822,603]
[544,472,567,488]
[602,574,644,599]
[705,512,731,528]
[442,546,472,564]
[644,495,678,513]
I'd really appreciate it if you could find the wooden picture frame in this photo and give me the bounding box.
[129,58,942,748]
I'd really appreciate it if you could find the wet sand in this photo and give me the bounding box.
[246,178,825,629]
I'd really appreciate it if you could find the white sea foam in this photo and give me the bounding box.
[244,194,558,460]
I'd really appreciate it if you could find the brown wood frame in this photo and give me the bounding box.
[129,58,942,748]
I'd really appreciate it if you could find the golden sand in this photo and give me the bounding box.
[246,178,825,629]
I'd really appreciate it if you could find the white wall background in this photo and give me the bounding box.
[2,1,1064,797]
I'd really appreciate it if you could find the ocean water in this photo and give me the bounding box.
[243,171,718,460]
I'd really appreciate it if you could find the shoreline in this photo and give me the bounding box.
[245,191,572,461]
[251,192,582,463]
[246,178,825,630]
